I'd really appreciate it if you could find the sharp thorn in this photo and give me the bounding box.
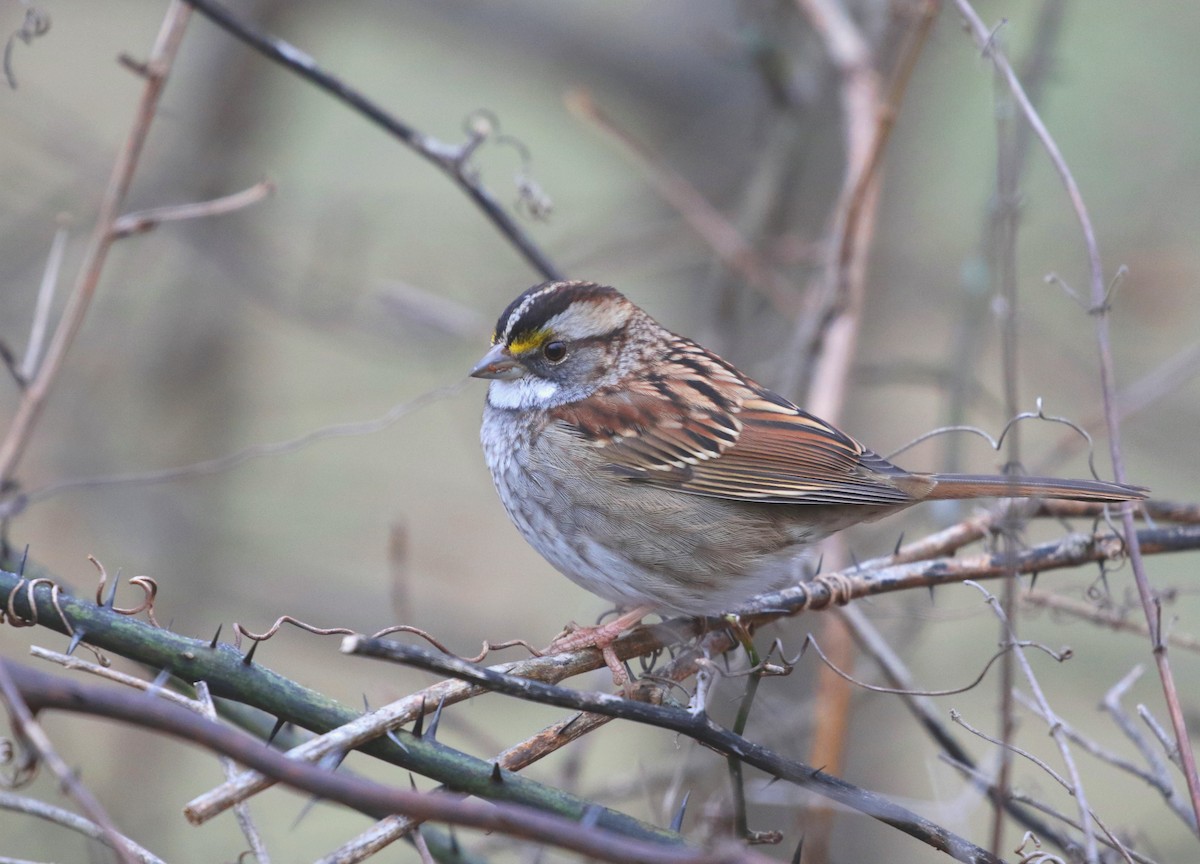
[814,553,824,575]
[209,624,223,649]
[490,762,503,784]
[426,696,445,742]
[385,729,410,753]
[791,833,805,864]
[413,696,426,738]
[893,532,905,555]
[267,716,287,747]
[449,828,460,854]
[927,584,936,604]
[409,772,418,790]
[241,640,259,666]
[557,713,582,736]
[580,804,602,829]
[670,790,690,832]
[66,629,86,656]
[19,544,30,577]
[148,668,171,695]
[1030,571,1039,590]
[849,550,861,572]
[104,568,122,608]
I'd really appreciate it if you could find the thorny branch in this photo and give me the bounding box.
[2,660,763,864]
[344,635,1005,864]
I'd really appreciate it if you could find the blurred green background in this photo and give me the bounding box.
[2,1,1198,861]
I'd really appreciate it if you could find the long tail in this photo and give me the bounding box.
[923,473,1147,503]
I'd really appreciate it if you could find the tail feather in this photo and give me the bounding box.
[924,473,1147,503]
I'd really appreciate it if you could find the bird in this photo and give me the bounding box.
[470,280,1146,675]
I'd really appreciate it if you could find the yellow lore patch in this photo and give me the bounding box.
[507,328,550,356]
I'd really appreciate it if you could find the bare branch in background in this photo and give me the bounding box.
[179,0,562,281]
[953,0,1200,831]
[0,1,193,489]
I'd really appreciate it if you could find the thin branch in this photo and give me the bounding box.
[952,0,1200,829]
[179,0,561,281]
[0,663,139,864]
[965,581,1100,863]
[110,178,274,239]
[950,708,1134,864]
[0,791,164,864]
[1021,589,1200,655]
[565,89,798,315]
[19,218,70,384]
[195,681,271,864]
[839,604,1079,856]
[4,381,466,519]
[0,1,193,489]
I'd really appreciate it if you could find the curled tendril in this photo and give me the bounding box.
[885,398,1108,484]
[1014,831,1066,864]
[0,730,38,787]
[231,615,359,648]
[495,133,553,221]
[88,555,160,626]
[2,573,106,666]
[230,616,539,665]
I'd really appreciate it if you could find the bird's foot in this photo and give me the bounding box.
[544,605,655,695]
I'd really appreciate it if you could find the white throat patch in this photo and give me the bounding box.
[487,376,561,410]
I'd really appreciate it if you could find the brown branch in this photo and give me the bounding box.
[1021,589,1200,655]
[0,790,165,864]
[110,178,274,238]
[0,1,193,488]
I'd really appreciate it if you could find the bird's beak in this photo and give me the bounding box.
[469,343,524,380]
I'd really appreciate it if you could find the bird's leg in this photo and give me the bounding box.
[545,605,655,693]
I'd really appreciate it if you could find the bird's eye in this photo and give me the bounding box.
[542,341,567,363]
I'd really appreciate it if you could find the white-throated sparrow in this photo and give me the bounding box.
[471,280,1146,625]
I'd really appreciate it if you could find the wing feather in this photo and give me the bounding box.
[549,341,919,506]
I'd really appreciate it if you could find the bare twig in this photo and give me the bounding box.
[0,1,193,489]
[5,381,466,518]
[952,0,1200,829]
[19,218,70,384]
[0,663,139,864]
[195,682,271,864]
[110,178,274,238]
[179,0,561,280]
[965,581,1101,862]
[840,605,1079,855]
[0,790,164,864]
[565,89,797,315]
[1016,687,1197,834]
[950,708,1134,864]
[1022,590,1200,654]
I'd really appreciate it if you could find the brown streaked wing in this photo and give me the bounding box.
[551,349,919,506]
